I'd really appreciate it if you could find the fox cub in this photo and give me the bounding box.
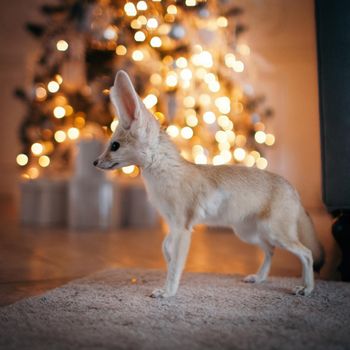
[94,71,324,298]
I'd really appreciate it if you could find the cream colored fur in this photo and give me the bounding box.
[95,71,324,298]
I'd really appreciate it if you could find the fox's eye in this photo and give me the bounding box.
[110,141,120,152]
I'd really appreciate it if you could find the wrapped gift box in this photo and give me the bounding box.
[20,178,68,227]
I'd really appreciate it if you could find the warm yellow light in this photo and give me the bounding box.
[251,150,261,159]
[35,86,47,100]
[47,81,60,93]
[143,94,158,109]
[192,145,204,155]
[265,134,275,146]
[138,15,147,25]
[255,130,266,144]
[199,94,211,107]
[131,19,142,29]
[235,134,247,147]
[56,40,68,51]
[53,106,65,118]
[132,50,144,61]
[215,130,227,143]
[39,155,50,168]
[225,54,235,68]
[68,127,80,140]
[256,157,268,169]
[28,167,39,179]
[180,68,192,80]
[218,141,230,151]
[55,74,63,84]
[184,96,195,108]
[65,105,74,116]
[203,111,216,124]
[166,71,178,87]
[150,73,162,85]
[194,51,213,68]
[237,44,251,56]
[136,1,147,10]
[176,57,187,68]
[215,96,231,114]
[244,155,255,167]
[225,130,236,143]
[150,36,162,47]
[122,165,135,174]
[110,120,119,132]
[31,143,43,156]
[54,130,66,143]
[147,18,158,29]
[181,126,193,139]
[195,154,207,164]
[232,102,243,114]
[233,60,245,73]
[166,125,179,138]
[218,115,230,128]
[208,81,220,92]
[213,155,225,165]
[217,16,228,27]
[124,2,137,16]
[221,150,232,163]
[167,4,177,14]
[186,0,196,6]
[104,26,117,40]
[16,154,28,166]
[116,45,127,55]
[233,148,246,161]
[134,31,146,42]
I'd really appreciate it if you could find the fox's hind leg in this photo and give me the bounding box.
[244,240,274,283]
[281,240,314,295]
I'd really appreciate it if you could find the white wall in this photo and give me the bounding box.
[0,0,324,210]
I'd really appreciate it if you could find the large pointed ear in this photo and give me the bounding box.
[110,70,141,129]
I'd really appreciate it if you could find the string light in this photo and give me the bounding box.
[181,126,193,139]
[54,130,66,143]
[56,40,68,51]
[136,1,147,11]
[147,18,158,29]
[203,111,216,124]
[166,71,178,87]
[116,45,127,55]
[47,81,59,93]
[166,125,179,138]
[256,157,268,169]
[255,131,266,144]
[124,2,137,16]
[53,106,66,118]
[122,165,135,174]
[31,143,43,156]
[265,134,275,146]
[132,50,144,61]
[16,154,28,166]
[38,155,50,167]
[35,86,47,101]
[143,94,158,109]
[150,36,162,47]
[110,120,119,132]
[68,127,80,140]
[233,148,246,161]
[134,31,146,42]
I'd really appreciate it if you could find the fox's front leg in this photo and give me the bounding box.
[151,228,192,298]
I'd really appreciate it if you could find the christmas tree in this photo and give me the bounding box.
[15,0,275,179]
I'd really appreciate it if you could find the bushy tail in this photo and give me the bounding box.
[298,208,325,272]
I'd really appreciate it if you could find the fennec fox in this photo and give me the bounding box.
[94,70,324,298]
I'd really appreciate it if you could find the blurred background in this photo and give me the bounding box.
[0,0,339,305]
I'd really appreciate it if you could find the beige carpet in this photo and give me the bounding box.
[1,268,349,350]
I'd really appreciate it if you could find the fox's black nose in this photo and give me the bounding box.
[93,159,98,166]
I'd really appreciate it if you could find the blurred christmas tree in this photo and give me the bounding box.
[15,0,275,179]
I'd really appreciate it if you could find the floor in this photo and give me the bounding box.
[0,198,341,307]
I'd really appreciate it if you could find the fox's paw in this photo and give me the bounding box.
[150,288,174,298]
[243,274,263,283]
[293,285,313,296]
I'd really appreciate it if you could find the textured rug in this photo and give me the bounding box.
[1,269,350,350]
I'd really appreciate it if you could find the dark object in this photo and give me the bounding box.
[332,213,350,281]
[26,23,45,37]
[93,160,98,166]
[110,141,120,152]
[315,0,350,280]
